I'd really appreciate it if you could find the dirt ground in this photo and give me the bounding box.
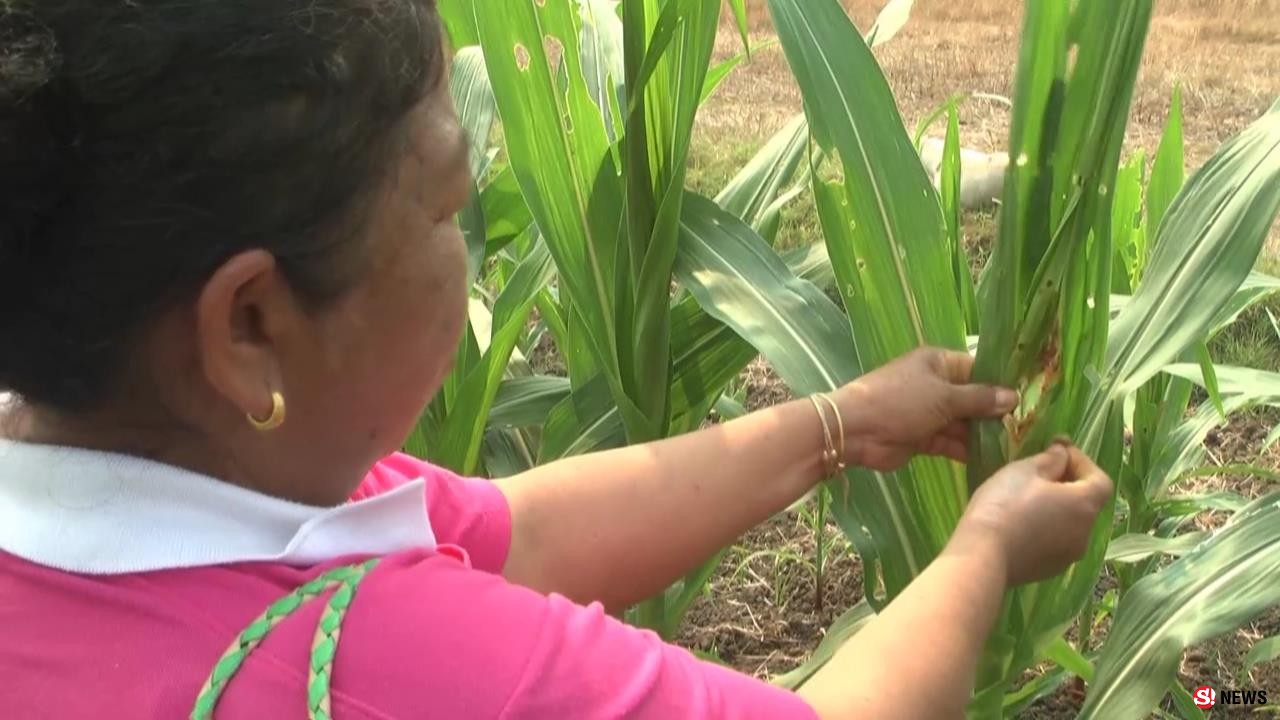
[675,3,1280,716]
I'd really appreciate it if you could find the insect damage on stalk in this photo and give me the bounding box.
[1003,326,1063,458]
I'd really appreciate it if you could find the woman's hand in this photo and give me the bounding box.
[833,347,1019,471]
[953,442,1114,585]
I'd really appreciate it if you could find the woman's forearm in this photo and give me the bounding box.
[495,396,834,611]
[798,522,1007,720]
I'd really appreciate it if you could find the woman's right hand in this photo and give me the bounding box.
[954,442,1114,586]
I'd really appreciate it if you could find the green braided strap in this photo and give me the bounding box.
[190,558,381,720]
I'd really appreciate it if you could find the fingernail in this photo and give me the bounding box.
[996,389,1019,409]
[1050,434,1074,448]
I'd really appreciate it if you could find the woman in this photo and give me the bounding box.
[0,0,1112,718]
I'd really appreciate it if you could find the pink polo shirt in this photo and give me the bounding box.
[0,445,818,719]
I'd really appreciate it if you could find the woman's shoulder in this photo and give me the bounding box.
[354,453,513,574]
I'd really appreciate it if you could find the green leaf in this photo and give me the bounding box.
[1110,150,1146,293]
[1167,681,1208,720]
[481,427,538,478]
[450,47,497,180]
[715,114,809,246]
[701,40,781,105]
[1105,99,1280,400]
[1147,85,1184,241]
[866,0,915,48]
[481,169,534,257]
[1242,636,1280,682]
[768,0,969,609]
[433,243,555,473]
[438,0,480,48]
[622,0,721,445]
[1193,343,1226,419]
[579,0,626,143]
[1165,362,1280,403]
[449,47,498,286]
[1043,635,1095,682]
[771,599,875,689]
[1209,271,1280,335]
[476,0,652,440]
[1150,491,1249,517]
[1001,664,1072,718]
[1106,531,1208,563]
[1083,495,1280,719]
[488,375,571,429]
[726,0,751,54]
[1142,399,1249,501]
[1177,463,1280,485]
[674,193,858,394]
[941,102,979,331]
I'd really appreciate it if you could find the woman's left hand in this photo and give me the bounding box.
[832,347,1019,472]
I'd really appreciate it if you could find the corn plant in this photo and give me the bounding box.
[669,0,1280,715]
[426,0,848,637]
[424,0,920,638]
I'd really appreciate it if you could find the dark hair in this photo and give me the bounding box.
[0,0,444,410]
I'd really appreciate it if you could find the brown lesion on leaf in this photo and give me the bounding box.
[1006,323,1063,457]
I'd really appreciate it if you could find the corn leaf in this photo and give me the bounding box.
[1165,362,1280,402]
[450,47,497,181]
[866,0,914,48]
[1103,99,1280,401]
[1242,636,1280,682]
[1111,151,1146,294]
[1081,494,1280,720]
[1167,682,1209,720]
[480,168,534,257]
[1142,397,1253,501]
[715,114,809,245]
[434,243,555,473]
[1106,532,1208,563]
[941,103,979,331]
[1147,85,1184,240]
[1151,492,1249,518]
[488,376,571,429]
[674,192,857,393]
[771,599,875,690]
[1209,271,1280,334]
[726,0,750,54]
[1193,342,1227,418]
[579,0,625,143]
[768,0,970,602]
[438,0,480,48]
[622,0,721,445]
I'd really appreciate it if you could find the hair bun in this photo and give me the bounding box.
[0,9,59,101]
[1,9,66,259]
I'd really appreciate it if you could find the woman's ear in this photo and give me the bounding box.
[194,249,297,421]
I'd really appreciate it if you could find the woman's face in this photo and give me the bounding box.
[214,79,473,504]
[310,82,470,482]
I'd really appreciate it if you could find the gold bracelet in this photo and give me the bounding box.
[816,393,847,473]
[808,394,840,477]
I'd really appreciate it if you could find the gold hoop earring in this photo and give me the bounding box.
[247,391,286,431]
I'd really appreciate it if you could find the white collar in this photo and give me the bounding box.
[0,438,435,575]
